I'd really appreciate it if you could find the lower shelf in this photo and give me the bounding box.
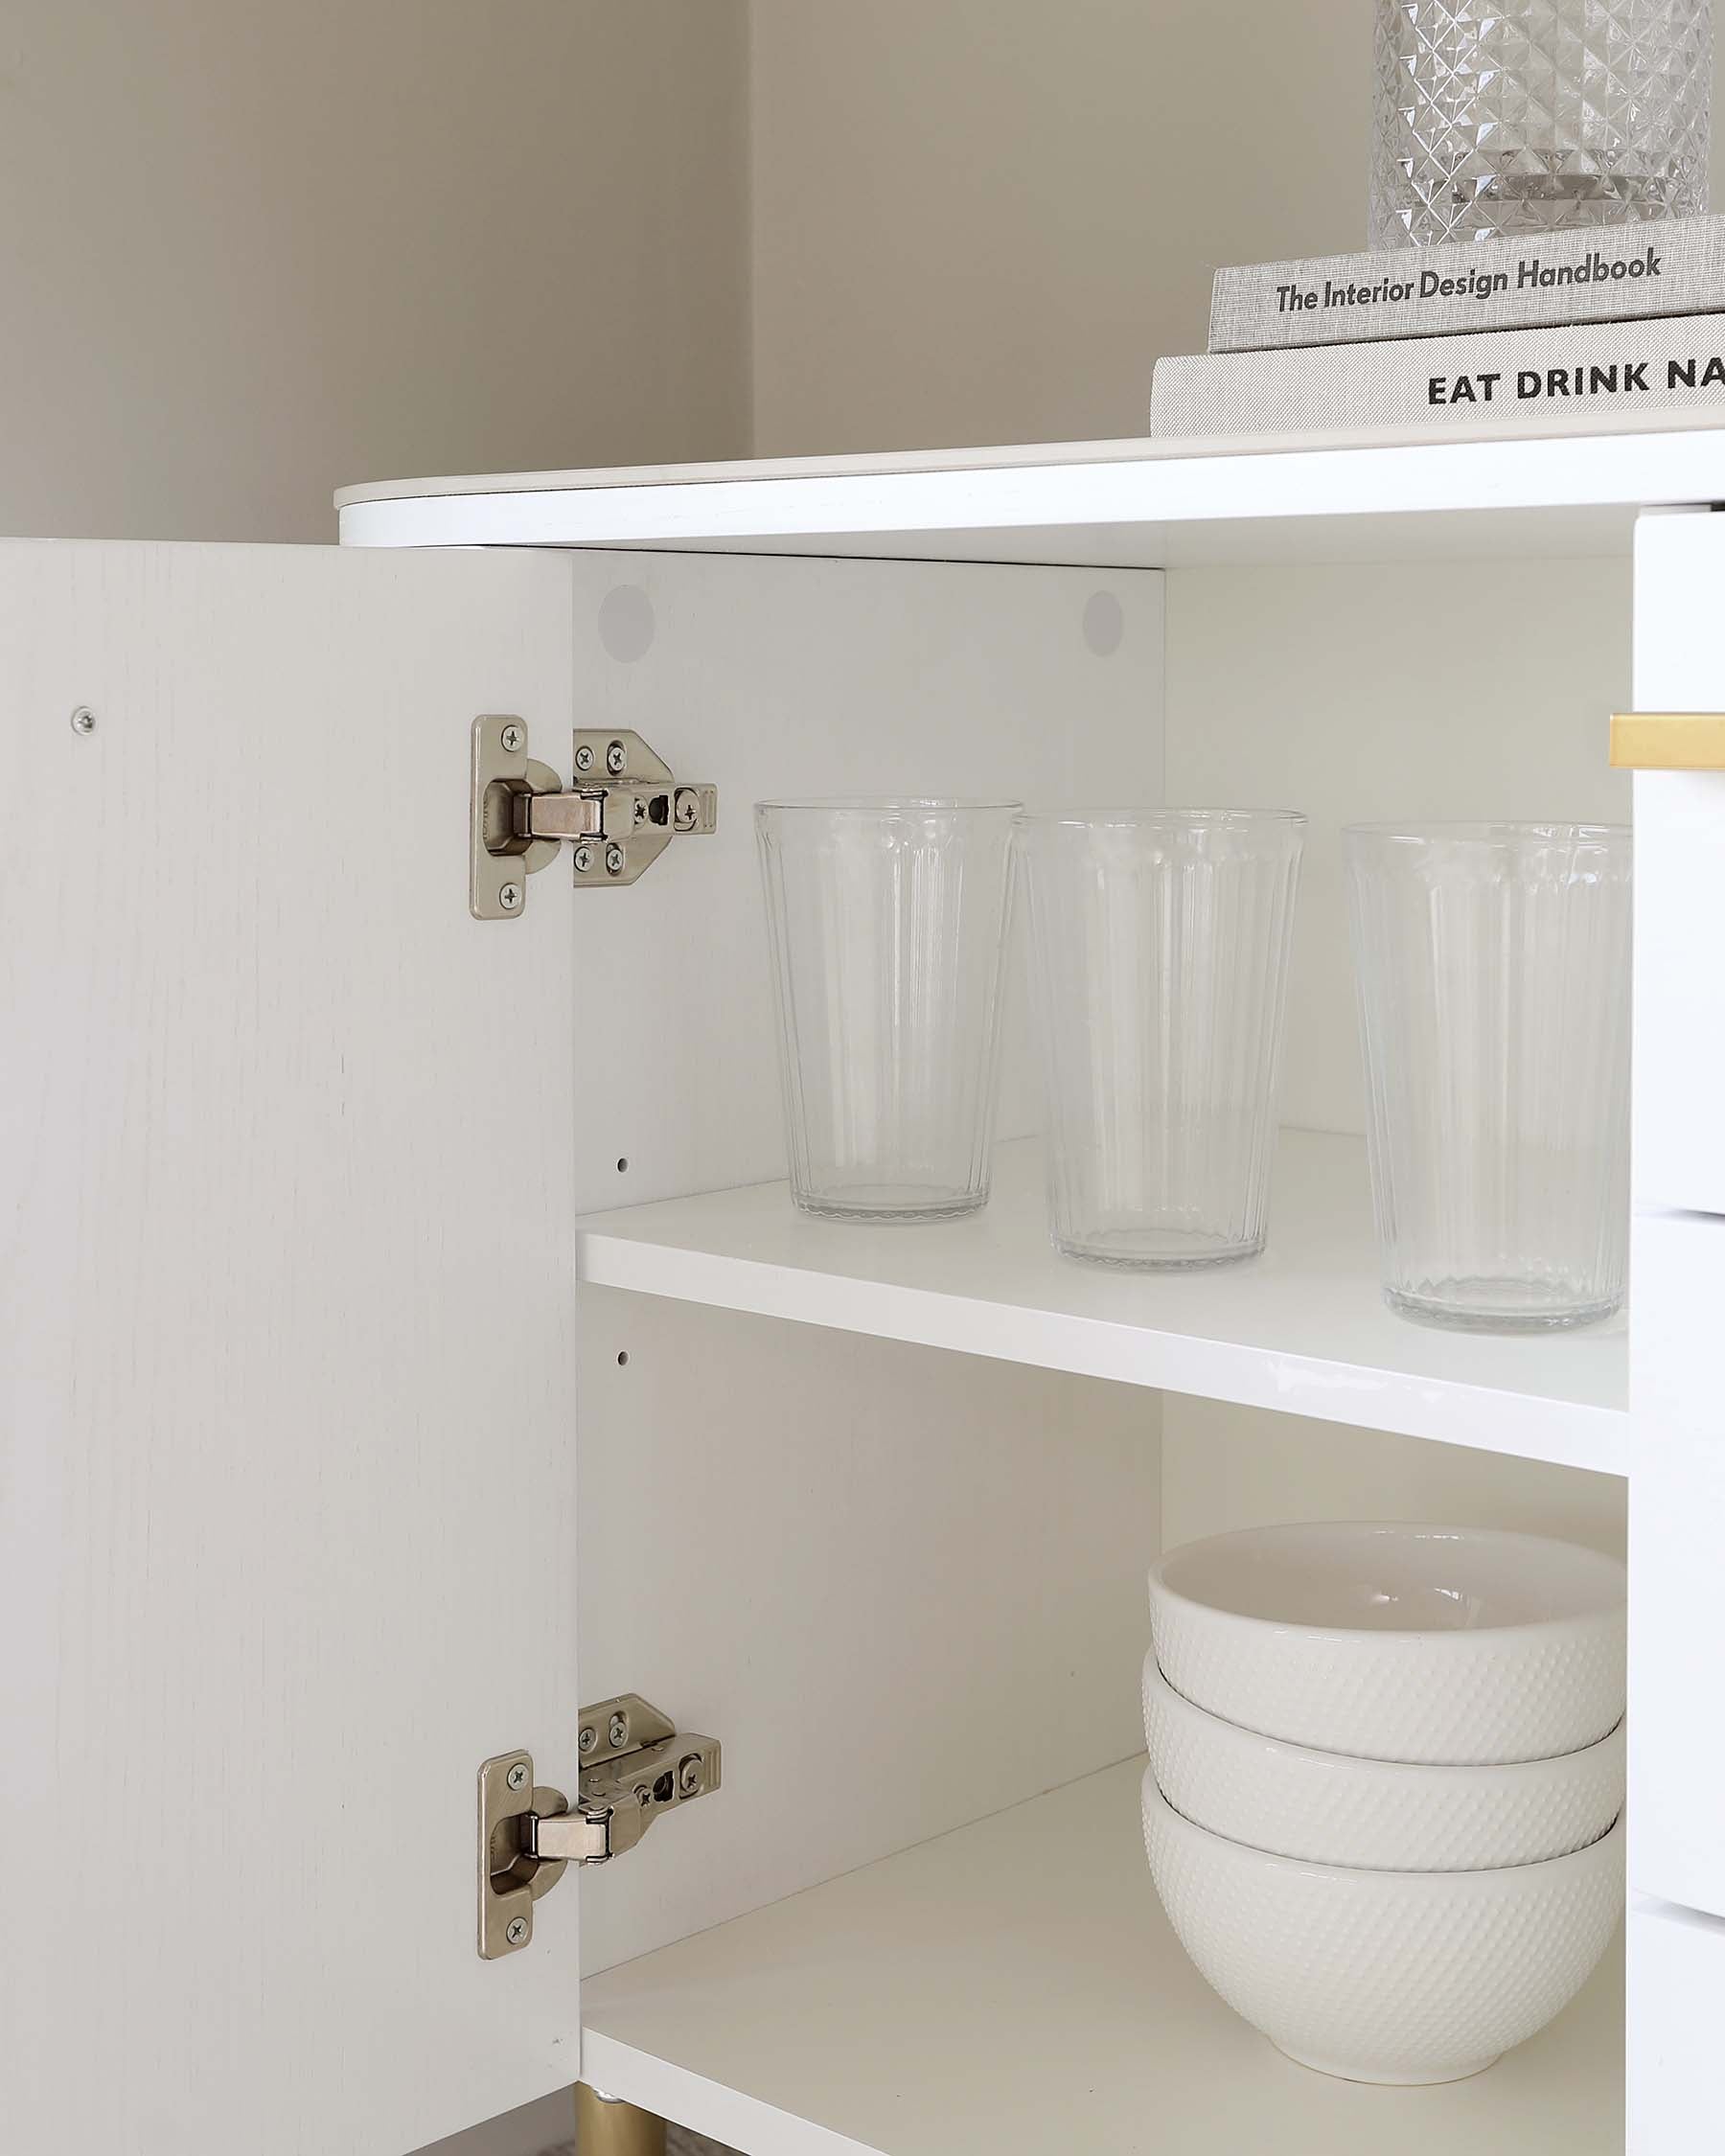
[581,1758,1623,2156]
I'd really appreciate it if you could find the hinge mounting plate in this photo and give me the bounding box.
[470,715,717,919]
[477,1694,722,1959]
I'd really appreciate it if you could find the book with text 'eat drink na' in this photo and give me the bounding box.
[1154,310,1725,440]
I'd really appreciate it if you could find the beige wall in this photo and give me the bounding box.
[748,0,1725,456]
[0,0,749,540]
[749,0,1368,453]
[19,0,1724,538]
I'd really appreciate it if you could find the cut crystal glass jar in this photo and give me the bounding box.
[1370,0,1712,246]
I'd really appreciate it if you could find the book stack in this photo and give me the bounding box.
[1151,217,1725,442]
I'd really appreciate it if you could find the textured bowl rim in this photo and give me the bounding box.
[1141,1652,1625,1779]
[1141,1764,1623,1886]
[1148,1523,1625,1645]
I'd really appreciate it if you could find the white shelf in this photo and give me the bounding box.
[335,413,1725,567]
[582,1757,1623,2156]
[576,1131,1627,1477]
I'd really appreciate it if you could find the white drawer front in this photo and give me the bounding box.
[1631,1210,1725,1915]
[1631,1897,1725,2154]
[1633,513,1725,1215]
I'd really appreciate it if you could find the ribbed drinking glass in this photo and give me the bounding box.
[1017,810,1306,1268]
[756,798,1018,1221]
[1345,823,1631,1331]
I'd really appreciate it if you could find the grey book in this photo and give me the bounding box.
[1209,218,1725,354]
[1153,311,1725,440]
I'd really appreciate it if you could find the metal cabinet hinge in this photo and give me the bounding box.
[477,1694,722,1959]
[471,716,717,919]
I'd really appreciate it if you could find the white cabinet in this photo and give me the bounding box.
[9,427,1725,2155]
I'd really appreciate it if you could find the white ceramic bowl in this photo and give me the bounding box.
[1141,1769,1623,2084]
[1142,1653,1623,1870]
[1148,1522,1625,1764]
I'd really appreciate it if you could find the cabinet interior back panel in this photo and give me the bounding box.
[578,1292,1160,1976]
[1162,1397,1627,1559]
[564,551,1164,1214]
[569,554,1165,1970]
[1161,556,1631,1548]
[1163,555,1630,1137]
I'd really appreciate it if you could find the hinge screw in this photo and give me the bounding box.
[70,704,96,735]
[678,1754,703,1797]
[604,845,626,877]
[498,883,522,912]
[499,722,524,754]
[573,744,595,773]
[605,739,627,775]
[578,1724,598,1754]
[572,844,594,875]
[608,1710,630,1749]
[505,1915,529,1947]
[506,1760,529,1792]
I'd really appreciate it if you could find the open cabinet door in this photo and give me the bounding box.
[0,542,581,2156]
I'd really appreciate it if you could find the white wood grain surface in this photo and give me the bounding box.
[0,542,582,2156]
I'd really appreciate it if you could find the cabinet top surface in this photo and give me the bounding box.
[335,410,1725,567]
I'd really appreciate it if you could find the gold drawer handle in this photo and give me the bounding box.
[1610,713,1725,770]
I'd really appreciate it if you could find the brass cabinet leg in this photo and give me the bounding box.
[575,2081,668,2156]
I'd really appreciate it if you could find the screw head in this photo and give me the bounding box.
[604,844,626,877]
[608,1710,630,1749]
[497,883,522,912]
[506,1759,529,1792]
[70,705,96,736]
[505,1915,529,1946]
[572,843,594,875]
[499,722,525,754]
[678,1755,702,1798]
[578,1724,598,1755]
[573,744,595,773]
[605,739,627,775]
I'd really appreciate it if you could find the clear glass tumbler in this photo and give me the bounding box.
[1345,823,1631,1332]
[1017,810,1306,1268]
[756,798,1018,1221]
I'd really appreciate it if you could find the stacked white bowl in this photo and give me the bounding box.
[1140,1522,1626,2086]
